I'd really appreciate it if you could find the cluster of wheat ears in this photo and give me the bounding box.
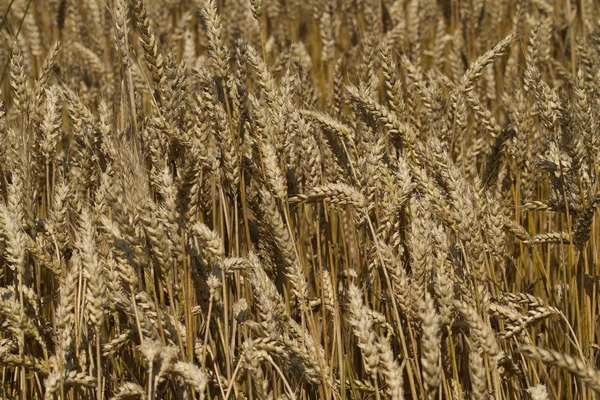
[2,0,600,398]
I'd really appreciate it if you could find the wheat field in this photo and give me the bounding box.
[1,0,600,398]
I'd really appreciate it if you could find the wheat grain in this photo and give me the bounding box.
[520,345,600,393]
[1,1,600,398]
